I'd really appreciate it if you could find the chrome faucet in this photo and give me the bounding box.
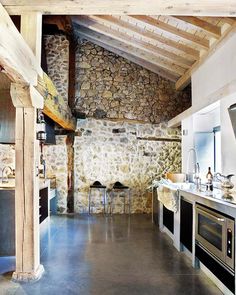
[186,148,200,183]
[194,163,201,190]
[1,166,14,183]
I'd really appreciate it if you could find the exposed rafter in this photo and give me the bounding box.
[174,16,222,39]
[77,33,178,82]
[175,22,236,90]
[73,16,193,69]
[70,14,236,89]
[91,15,200,60]
[74,24,181,81]
[2,1,236,16]
[131,15,210,50]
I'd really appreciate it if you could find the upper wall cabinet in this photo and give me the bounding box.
[0,90,15,144]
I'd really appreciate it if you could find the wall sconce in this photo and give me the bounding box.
[37,109,47,143]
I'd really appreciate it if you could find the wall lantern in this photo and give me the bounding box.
[36,109,47,143]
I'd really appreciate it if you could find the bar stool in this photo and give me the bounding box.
[110,181,131,215]
[88,181,107,214]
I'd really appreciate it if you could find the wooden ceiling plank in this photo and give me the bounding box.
[2,1,236,16]
[76,32,178,82]
[176,22,236,90]
[174,16,222,39]
[73,24,183,77]
[73,16,193,69]
[92,15,200,60]
[131,15,210,50]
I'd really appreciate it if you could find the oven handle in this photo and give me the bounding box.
[196,207,225,223]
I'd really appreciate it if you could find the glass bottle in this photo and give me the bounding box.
[206,167,213,191]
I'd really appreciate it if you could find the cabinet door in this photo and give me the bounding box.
[180,198,193,252]
[39,188,48,224]
[0,90,15,143]
[163,206,174,234]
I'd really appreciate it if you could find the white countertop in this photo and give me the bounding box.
[179,186,236,209]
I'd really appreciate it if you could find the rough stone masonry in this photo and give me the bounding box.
[42,34,191,214]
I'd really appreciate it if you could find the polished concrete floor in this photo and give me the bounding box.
[0,214,222,295]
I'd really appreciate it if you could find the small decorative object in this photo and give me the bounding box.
[216,173,234,196]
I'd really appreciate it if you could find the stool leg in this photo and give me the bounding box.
[103,188,106,215]
[124,194,126,214]
[105,190,108,216]
[110,191,113,216]
[128,189,131,215]
[88,188,91,215]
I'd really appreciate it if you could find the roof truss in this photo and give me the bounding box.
[70,15,236,89]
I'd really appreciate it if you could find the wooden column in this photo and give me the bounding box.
[10,12,44,281]
[11,84,44,281]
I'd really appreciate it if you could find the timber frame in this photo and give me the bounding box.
[0,0,236,285]
[72,15,236,90]
[0,3,76,130]
[2,2,236,89]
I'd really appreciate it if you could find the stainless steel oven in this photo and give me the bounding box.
[196,204,235,270]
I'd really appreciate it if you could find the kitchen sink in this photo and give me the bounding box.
[173,182,195,190]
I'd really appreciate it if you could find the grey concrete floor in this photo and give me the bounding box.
[0,214,222,295]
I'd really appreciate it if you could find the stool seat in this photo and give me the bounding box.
[113,181,129,190]
[90,181,106,189]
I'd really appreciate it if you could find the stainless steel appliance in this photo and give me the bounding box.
[196,204,235,271]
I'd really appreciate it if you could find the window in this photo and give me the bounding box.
[194,126,221,177]
[214,126,221,173]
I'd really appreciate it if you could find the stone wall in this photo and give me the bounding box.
[39,35,191,214]
[44,136,69,214]
[75,39,191,123]
[44,34,69,103]
[74,118,181,214]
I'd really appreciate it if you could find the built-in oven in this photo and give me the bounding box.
[196,204,235,271]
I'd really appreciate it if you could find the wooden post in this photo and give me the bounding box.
[11,13,45,281]
[13,107,44,281]
[11,84,44,281]
[20,12,42,65]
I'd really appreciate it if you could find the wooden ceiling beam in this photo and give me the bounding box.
[217,17,236,25]
[74,24,182,78]
[73,16,193,69]
[174,16,222,39]
[2,1,236,16]
[0,3,42,85]
[76,31,178,82]
[92,15,200,60]
[131,15,210,50]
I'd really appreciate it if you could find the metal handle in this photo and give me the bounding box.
[197,207,225,223]
[215,217,225,222]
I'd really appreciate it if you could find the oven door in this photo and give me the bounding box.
[196,205,226,264]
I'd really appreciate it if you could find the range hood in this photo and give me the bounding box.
[228,103,236,138]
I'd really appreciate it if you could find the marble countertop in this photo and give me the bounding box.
[179,185,236,208]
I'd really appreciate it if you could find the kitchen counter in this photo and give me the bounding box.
[179,186,236,209]
[0,178,51,190]
[156,184,236,294]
